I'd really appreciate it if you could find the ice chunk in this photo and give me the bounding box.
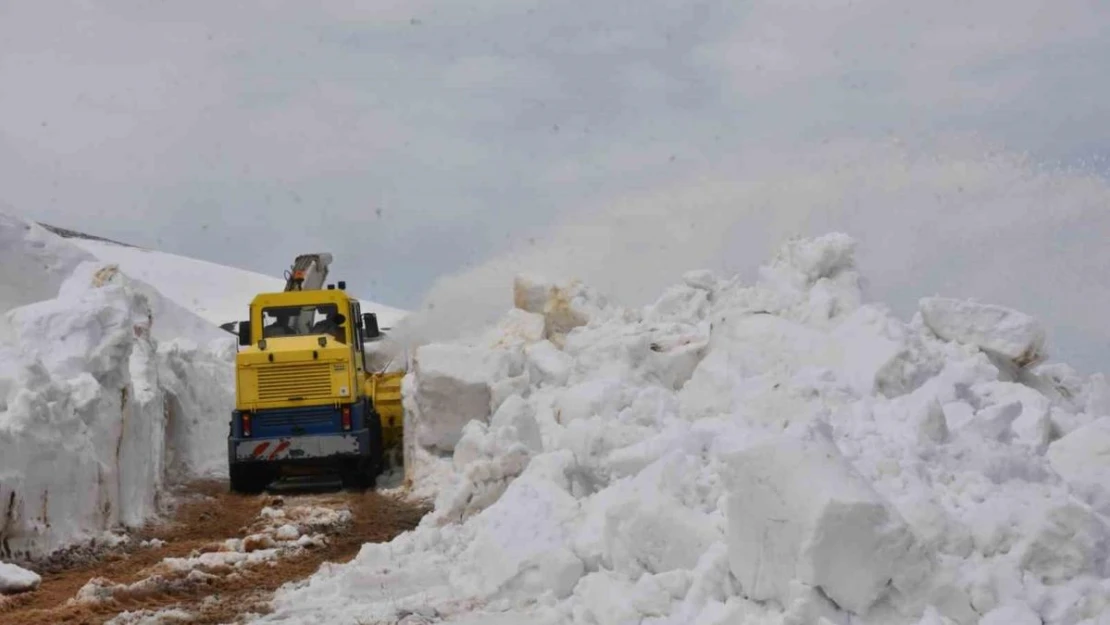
[410,343,523,451]
[513,274,551,316]
[603,493,719,576]
[525,340,572,388]
[512,275,608,343]
[452,473,583,600]
[645,284,710,324]
[980,603,1042,625]
[682,270,718,291]
[486,308,546,348]
[919,297,1046,366]
[0,561,41,594]
[723,426,927,615]
[754,233,863,324]
[915,399,949,444]
[1047,417,1110,516]
[1016,502,1110,583]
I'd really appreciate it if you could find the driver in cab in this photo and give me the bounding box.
[311,308,346,344]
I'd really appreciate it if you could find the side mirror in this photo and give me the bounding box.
[362,312,380,338]
[238,320,252,346]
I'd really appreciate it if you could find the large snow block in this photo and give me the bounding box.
[1015,502,1110,583]
[1047,417,1110,517]
[919,297,1046,366]
[723,429,926,615]
[512,275,608,343]
[410,343,523,452]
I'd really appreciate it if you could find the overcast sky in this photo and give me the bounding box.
[4,1,1110,372]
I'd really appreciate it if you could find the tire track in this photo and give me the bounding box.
[1,480,428,625]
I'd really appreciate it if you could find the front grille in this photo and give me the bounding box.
[256,363,332,402]
[255,408,334,429]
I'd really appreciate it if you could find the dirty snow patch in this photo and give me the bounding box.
[0,561,41,594]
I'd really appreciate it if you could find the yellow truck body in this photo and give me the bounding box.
[226,287,402,492]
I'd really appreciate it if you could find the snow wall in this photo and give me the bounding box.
[263,233,1110,625]
[0,214,236,560]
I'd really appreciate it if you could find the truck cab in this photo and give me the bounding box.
[227,285,385,492]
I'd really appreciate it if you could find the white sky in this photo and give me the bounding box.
[4,0,1110,372]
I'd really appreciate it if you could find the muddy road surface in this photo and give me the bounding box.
[0,479,428,625]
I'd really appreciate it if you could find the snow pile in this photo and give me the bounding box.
[0,561,41,594]
[0,214,238,560]
[261,232,1110,625]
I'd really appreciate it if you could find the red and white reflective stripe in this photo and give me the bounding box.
[267,440,291,460]
[250,441,270,458]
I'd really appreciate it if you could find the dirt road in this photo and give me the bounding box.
[0,479,428,625]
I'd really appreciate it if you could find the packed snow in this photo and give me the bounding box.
[259,233,1110,625]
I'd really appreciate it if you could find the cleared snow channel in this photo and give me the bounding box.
[257,233,1110,625]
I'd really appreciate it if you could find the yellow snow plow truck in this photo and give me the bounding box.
[227,254,404,493]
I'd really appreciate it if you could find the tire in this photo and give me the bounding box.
[343,403,384,490]
[229,463,272,494]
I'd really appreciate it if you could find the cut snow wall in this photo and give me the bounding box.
[0,275,166,558]
[0,212,238,559]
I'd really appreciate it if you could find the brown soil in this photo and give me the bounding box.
[0,479,428,625]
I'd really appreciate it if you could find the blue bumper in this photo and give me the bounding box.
[228,403,371,465]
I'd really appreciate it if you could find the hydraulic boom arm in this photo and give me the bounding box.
[284,253,333,291]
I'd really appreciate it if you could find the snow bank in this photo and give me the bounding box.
[0,210,238,559]
[0,265,168,558]
[254,232,1110,625]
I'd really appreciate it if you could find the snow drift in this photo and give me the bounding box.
[0,214,238,560]
[262,233,1110,625]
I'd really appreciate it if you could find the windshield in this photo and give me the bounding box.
[261,304,345,342]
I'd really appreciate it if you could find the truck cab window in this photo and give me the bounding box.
[262,304,344,341]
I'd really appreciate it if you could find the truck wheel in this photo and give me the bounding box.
[343,406,384,490]
[230,463,271,494]
[366,406,384,480]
